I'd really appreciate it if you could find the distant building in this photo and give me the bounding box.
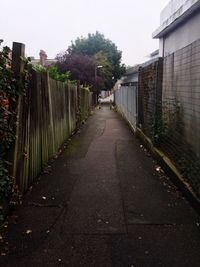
[31,50,57,67]
[117,50,159,88]
[39,50,47,66]
[148,49,159,60]
[120,65,140,86]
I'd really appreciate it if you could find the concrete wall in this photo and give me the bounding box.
[153,0,200,56]
[163,11,200,56]
[153,0,200,38]
[163,39,200,158]
[157,2,200,156]
[160,0,199,24]
[151,1,200,192]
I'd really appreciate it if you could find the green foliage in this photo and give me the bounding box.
[0,44,16,202]
[153,117,169,145]
[67,31,126,89]
[0,41,29,204]
[56,53,95,86]
[83,86,91,92]
[153,99,200,194]
[68,80,77,86]
[29,63,71,83]
[31,64,46,73]
[0,159,13,199]
[153,100,181,146]
[92,51,113,90]
[48,66,70,82]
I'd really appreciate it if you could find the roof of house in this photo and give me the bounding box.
[119,54,161,85]
[30,58,57,67]
[120,65,140,85]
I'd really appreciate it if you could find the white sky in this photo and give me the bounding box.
[0,0,169,66]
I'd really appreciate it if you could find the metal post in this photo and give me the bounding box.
[94,65,103,105]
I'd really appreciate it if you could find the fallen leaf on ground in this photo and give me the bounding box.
[25,229,32,234]
[156,166,161,172]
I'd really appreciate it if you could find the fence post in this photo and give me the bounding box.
[137,66,144,128]
[12,42,25,74]
[154,57,163,142]
[11,42,25,182]
[76,80,81,127]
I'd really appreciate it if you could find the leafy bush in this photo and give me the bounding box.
[0,41,28,204]
[48,65,70,82]
[29,63,71,83]
[31,63,46,73]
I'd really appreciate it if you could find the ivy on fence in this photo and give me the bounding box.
[0,41,29,206]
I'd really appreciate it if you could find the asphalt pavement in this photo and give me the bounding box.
[0,104,200,267]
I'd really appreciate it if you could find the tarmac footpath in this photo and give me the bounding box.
[1,104,200,267]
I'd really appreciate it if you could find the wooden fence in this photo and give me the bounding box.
[11,43,92,192]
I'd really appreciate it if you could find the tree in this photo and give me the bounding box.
[92,51,113,90]
[57,32,125,91]
[56,53,103,87]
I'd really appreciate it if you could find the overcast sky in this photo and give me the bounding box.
[0,0,169,66]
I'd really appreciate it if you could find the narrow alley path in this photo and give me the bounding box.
[1,105,200,267]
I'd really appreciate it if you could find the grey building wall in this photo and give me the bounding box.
[159,0,200,26]
[151,1,200,191]
[154,1,200,158]
[160,40,200,192]
[162,39,200,158]
[163,11,200,56]
[153,0,200,57]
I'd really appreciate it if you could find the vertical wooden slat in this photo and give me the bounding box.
[11,42,25,184]
[10,57,92,192]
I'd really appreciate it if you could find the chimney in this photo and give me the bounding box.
[39,50,47,66]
